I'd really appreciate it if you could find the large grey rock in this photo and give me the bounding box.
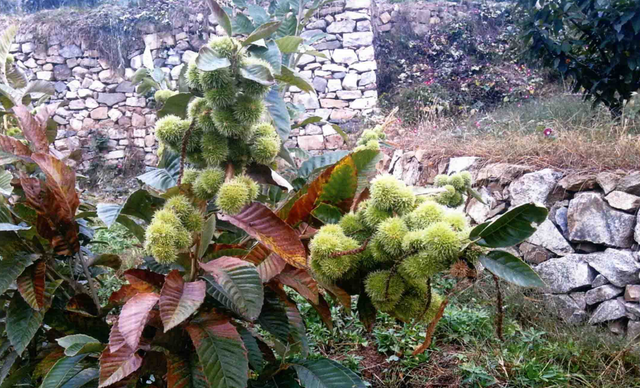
[624,301,640,319]
[53,64,71,80]
[616,172,640,195]
[592,274,610,288]
[589,298,626,324]
[536,255,596,293]
[569,292,587,310]
[97,93,126,107]
[596,172,620,195]
[475,163,532,187]
[526,219,573,256]
[447,156,479,175]
[585,285,623,305]
[558,173,598,191]
[585,249,640,287]
[605,191,640,212]
[327,20,356,33]
[567,193,635,248]
[466,187,496,224]
[544,294,587,324]
[554,206,569,236]
[508,168,562,206]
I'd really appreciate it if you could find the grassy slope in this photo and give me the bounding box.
[297,274,640,387]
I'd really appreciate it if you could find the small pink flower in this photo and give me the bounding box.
[543,128,553,137]
[475,121,480,128]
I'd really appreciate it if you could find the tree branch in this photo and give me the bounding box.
[177,120,196,186]
[329,238,370,258]
[77,250,102,315]
[491,272,504,342]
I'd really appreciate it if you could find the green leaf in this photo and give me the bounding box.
[136,78,158,95]
[248,41,282,75]
[186,313,248,388]
[56,334,103,357]
[277,15,298,38]
[236,326,264,372]
[199,215,217,259]
[276,36,304,54]
[205,0,233,36]
[318,156,357,204]
[265,85,291,141]
[298,150,349,178]
[97,189,165,228]
[59,367,98,388]
[41,354,88,388]
[257,291,290,344]
[479,250,545,288]
[311,203,343,224]
[247,4,269,26]
[330,124,348,144]
[7,289,44,355]
[233,14,255,35]
[200,257,264,321]
[470,203,548,248]
[240,62,275,86]
[467,187,486,205]
[158,93,193,119]
[137,150,181,191]
[196,46,232,72]
[275,66,315,94]
[292,358,366,388]
[0,25,18,84]
[244,21,282,46]
[0,253,34,296]
[115,214,146,244]
[92,254,122,270]
[292,116,322,129]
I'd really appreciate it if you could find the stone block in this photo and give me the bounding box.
[327,20,356,33]
[359,70,376,86]
[293,93,320,110]
[508,168,562,206]
[298,135,325,150]
[346,0,370,10]
[327,79,342,92]
[568,193,635,248]
[536,254,596,293]
[336,90,362,100]
[356,20,372,32]
[380,12,392,24]
[342,73,358,90]
[320,99,349,108]
[585,285,624,305]
[107,150,125,159]
[350,97,376,109]
[585,249,640,288]
[357,46,375,61]
[325,134,344,149]
[90,107,109,120]
[36,71,53,81]
[68,100,85,110]
[132,113,146,128]
[343,32,374,48]
[330,108,357,121]
[625,285,640,302]
[97,93,126,106]
[59,44,83,59]
[350,61,377,72]
[332,49,358,65]
[605,191,640,212]
[126,97,147,107]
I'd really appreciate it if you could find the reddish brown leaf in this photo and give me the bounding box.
[16,260,46,310]
[310,294,333,330]
[33,347,65,380]
[321,281,352,310]
[109,320,127,353]
[124,269,165,293]
[119,293,160,350]
[20,153,80,255]
[108,284,139,306]
[66,293,99,317]
[275,266,319,304]
[242,243,271,266]
[98,344,143,388]
[159,270,206,332]
[219,203,307,269]
[352,187,370,212]
[0,134,32,158]
[13,104,50,154]
[283,164,336,226]
[256,254,287,283]
[166,353,207,388]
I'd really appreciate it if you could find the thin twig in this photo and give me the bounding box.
[47,264,80,293]
[77,250,102,315]
[329,238,370,258]
[46,271,71,299]
[412,298,449,356]
[225,163,235,181]
[189,237,199,282]
[383,263,399,301]
[418,278,433,321]
[491,272,504,342]
[177,120,195,186]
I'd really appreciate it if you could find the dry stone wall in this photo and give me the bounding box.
[6,0,378,171]
[388,151,640,338]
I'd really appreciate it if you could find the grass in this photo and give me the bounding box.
[387,93,640,173]
[295,273,640,387]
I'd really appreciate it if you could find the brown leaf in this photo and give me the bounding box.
[0,134,32,158]
[166,353,208,388]
[108,284,139,306]
[159,270,206,332]
[13,104,50,154]
[256,254,287,283]
[321,281,352,310]
[219,203,307,269]
[275,266,319,304]
[99,344,143,388]
[16,260,46,310]
[33,347,65,380]
[124,269,165,293]
[352,187,370,212]
[311,294,333,330]
[109,319,127,353]
[119,293,160,350]
[20,153,80,255]
[283,164,336,226]
[242,243,271,266]
[66,293,99,317]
